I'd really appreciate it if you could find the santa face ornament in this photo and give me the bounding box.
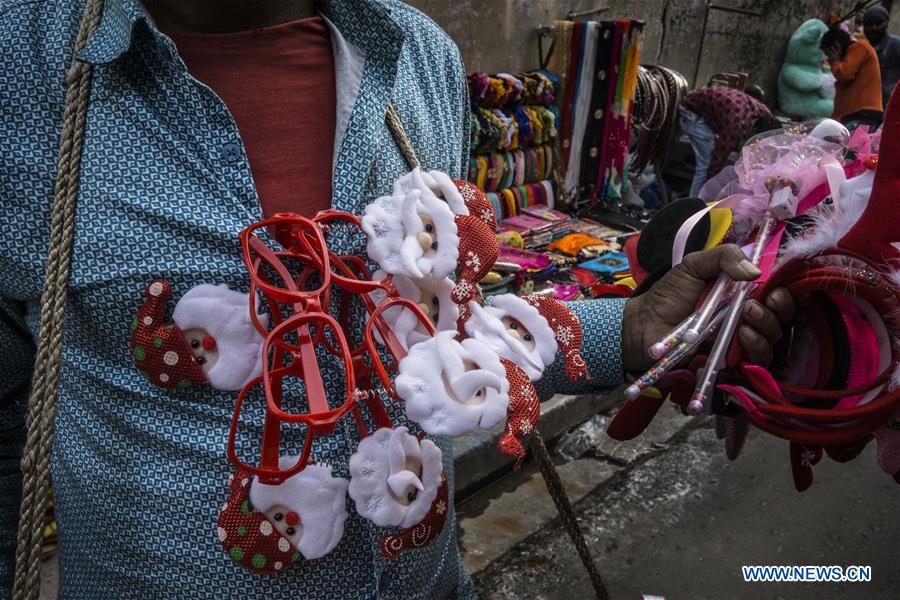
[363,168,500,305]
[348,426,443,528]
[216,471,300,574]
[247,460,349,561]
[361,187,460,280]
[396,330,509,437]
[464,294,558,381]
[369,271,459,351]
[131,280,268,391]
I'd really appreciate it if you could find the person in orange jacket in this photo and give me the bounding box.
[821,26,884,130]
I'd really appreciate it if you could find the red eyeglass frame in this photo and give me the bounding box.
[228,211,436,484]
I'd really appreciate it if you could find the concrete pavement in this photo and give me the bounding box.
[463,409,900,600]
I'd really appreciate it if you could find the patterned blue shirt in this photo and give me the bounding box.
[0,0,626,597]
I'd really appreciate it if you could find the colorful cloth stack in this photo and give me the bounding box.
[469,146,556,192]
[465,73,639,304]
[467,71,559,107]
[486,180,555,222]
[467,70,561,221]
[549,19,643,206]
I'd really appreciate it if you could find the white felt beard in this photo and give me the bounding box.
[348,426,443,528]
[396,331,509,437]
[369,271,460,351]
[171,284,268,391]
[362,188,460,279]
[392,168,468,216]
[463,295,558,382]
[249,460,349,560]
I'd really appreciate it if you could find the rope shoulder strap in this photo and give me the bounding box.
[385,103,421,171]
[385,102,610,599]
[13,0,103,598]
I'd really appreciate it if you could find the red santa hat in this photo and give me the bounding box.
[497,357,541,468]
[453,179,498,230]
[217,470,299,574]
[523,294,589,381]
[448,181,499,305]
[130,280,207,390]
[838,87,900,265]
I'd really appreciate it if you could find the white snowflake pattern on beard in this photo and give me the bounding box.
[372,221,390,238]
[385,251,402,269]
[361,458,377,477]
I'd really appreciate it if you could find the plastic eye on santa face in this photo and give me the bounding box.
[418,215,437,255]
[182,327,218,372]
[500,317,536,352]
[414,293,441,328]
[264,505,303,544]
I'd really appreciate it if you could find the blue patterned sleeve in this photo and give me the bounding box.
[456,52,470,181]
[533,297,627,400]
[0,298,32,594]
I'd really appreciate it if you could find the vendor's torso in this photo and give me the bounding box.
[0,0,468,597]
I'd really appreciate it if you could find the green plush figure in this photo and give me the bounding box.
[778,19,835,118]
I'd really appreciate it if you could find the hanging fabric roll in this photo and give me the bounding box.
[550,19,645,207]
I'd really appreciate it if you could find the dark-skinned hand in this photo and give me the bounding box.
[621,244,796,373]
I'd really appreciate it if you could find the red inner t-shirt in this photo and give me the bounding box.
[167,16,337,217]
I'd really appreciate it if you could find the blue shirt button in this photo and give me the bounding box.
[222,143,242,163]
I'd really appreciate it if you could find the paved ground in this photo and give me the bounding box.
[461,407,900,600]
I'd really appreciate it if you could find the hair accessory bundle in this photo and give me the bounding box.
[609,98,900,490]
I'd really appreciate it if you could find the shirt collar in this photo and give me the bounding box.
[77,0,151,64]
[77,0,404,65]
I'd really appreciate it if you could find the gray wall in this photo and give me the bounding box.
[408,0,863,97]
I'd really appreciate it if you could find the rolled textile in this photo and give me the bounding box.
[545,21,574,110]
[468,145,557,192]
[486,180,556,222]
